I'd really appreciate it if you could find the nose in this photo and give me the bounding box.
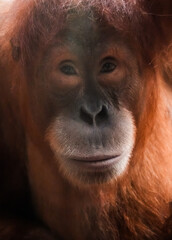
[79,102,109,126]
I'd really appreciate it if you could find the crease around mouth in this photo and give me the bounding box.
[71,155,120,163]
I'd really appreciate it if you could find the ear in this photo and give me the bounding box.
[10,38,21,61]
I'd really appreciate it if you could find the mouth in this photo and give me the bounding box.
[69,155,121,171]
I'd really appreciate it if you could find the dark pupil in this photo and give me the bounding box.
[101,62,116,73]
[60,65,76,75]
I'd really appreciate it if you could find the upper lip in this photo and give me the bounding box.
[70,155,120,162]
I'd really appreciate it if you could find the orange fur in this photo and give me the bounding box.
[0,1,172,240]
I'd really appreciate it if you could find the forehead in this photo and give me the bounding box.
[53,14,125,54]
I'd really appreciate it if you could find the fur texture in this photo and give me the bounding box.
[0,0,172,239]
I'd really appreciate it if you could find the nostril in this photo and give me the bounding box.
[79,104,109,126]
[96,105,108,125]
[80,106,93,125]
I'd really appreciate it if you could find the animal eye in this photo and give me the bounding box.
[60,65,77,75]
[100,62,117,73]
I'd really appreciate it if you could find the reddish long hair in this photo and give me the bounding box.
[0,1,172,239]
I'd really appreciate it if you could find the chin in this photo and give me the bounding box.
[50,147,133,186]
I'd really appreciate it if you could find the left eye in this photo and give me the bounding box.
[100,62,117,73]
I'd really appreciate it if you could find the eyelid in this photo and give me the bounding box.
[100,56,117,65]
[59,59,75,66]
[59,60,78,75]
[59,60,76,70]
[99,56,118,74]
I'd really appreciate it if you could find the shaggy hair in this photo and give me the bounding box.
[0,1,172,240]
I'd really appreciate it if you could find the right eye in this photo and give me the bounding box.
[60,64,77,76]
[100,62,117,73]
